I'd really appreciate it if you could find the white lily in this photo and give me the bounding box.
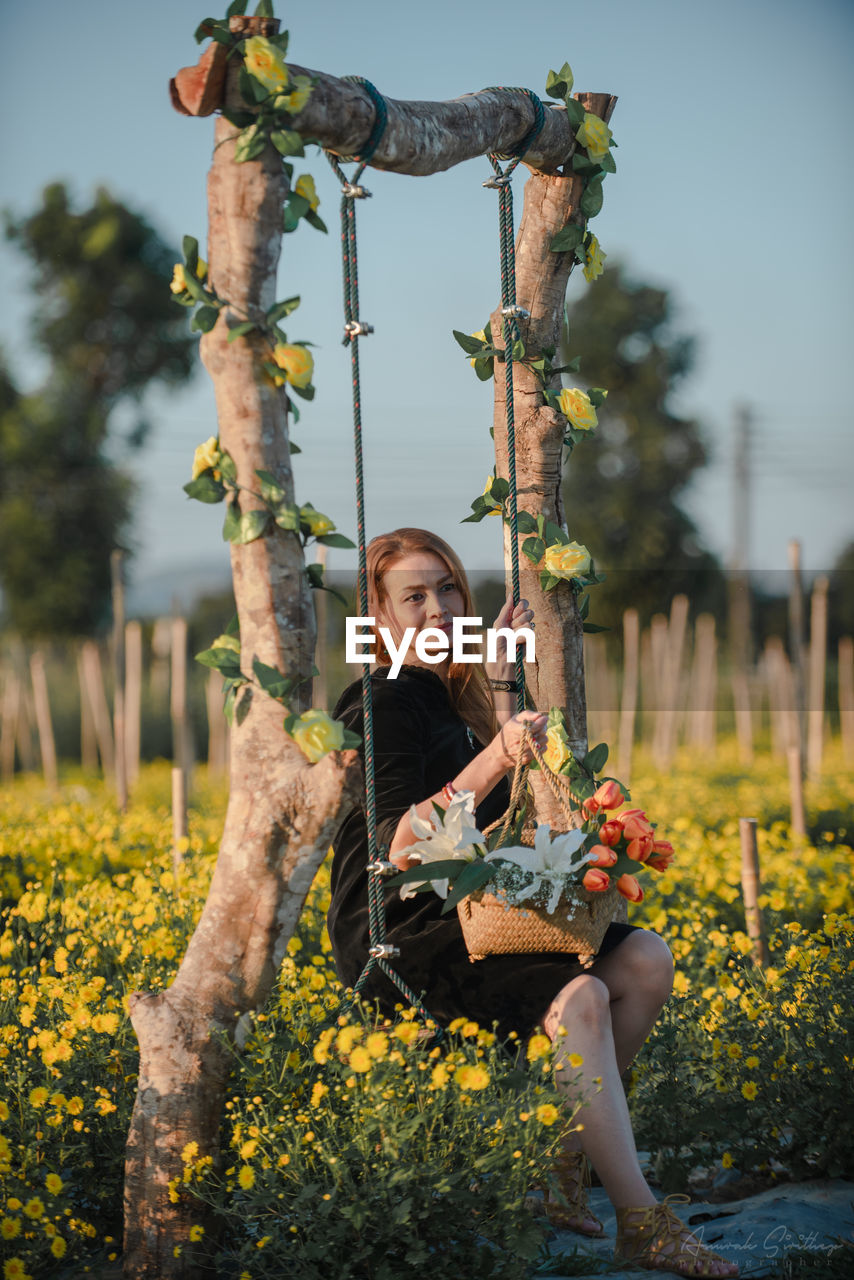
[484,823,595,913]
[398,790,484,900]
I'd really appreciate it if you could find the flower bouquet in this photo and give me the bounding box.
[390,718,674,961]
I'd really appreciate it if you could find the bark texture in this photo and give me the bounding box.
[490,94,617,828]
[124,19,361,1277]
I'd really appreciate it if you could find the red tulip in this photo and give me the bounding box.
[598,820,622,847]
[616,872,644,903]
[626,832,654,862]
[582,867,611,892]
[587,843,618,868]
[582,796,602,819]
[592,779,623,811]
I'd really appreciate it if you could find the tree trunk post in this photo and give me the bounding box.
[738,817,768,967]
[112,550,129,810]
[77,649,99,771]
[125,621,143,790]
[170,616,192,789]
[617,608,639,784]
[839,636,854,765]
[1,670,20,781]
[171,766,188,879]
[787,538,807,774]
[29,651,59,790]
[787,743,807,840]
[806,575,828,781]
[82,640,115,775]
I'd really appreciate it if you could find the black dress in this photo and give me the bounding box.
[327,665,638,1040]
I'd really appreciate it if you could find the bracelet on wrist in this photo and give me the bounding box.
[441,781,458,806]
[489,678,519,693]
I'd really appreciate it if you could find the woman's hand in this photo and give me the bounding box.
[485,595,535,682]
[490,709,547,770]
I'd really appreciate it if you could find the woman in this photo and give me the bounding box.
[328,528,737,1278]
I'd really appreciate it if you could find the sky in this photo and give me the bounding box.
[2,0,852,610]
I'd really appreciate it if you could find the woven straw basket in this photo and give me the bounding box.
[457,882,618,962]
[457,727,618,962]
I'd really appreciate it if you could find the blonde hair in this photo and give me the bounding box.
[365,528,497,749]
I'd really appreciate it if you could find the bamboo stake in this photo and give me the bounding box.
[171,766,188,878]
[617,609,639,784]
[688,614,717,752]
[731,668,754,764]
[787,539,807,773]
[658,595,688,763]
[806,576,828,781]
[77,649,98,771]
[112,551,128,810]
[29,652,58,790]
[739,818,769,966]
[787,743,807,839]
[125,621,143,789]
[81,641,115,775]
[16,679,36,772]
[839,637,854,765]
[0,672,20,781]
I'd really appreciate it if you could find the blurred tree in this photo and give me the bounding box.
[562,263,724,629]
[828,538,854,645]
[0,183,197,636]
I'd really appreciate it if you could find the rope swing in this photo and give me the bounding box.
[325,83,546,1021]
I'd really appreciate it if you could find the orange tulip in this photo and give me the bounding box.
[597,820,622,847]
[616,873,643,902]
[626,832,654,862]
[592,779,623,810]
[587,844,618,868]
[620,809,654,840]
[582,867,611,892]
[647,839,675,872]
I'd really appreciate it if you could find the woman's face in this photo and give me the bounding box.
[377,551,466,668]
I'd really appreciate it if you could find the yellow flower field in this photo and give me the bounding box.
[0,744,851,1276]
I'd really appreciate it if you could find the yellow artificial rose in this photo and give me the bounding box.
[542,723,572,773]
[191,436,221,480]
[271,343,314,388]
[543,541,592,581]
[243,36,289,93]
[274,76,313,115]
[481,476,502,516]
[558,387,598,432]
[170,264,187,295]
[576,112,612,161]
[583,234,606,283]
[291,708,345,763]
[299,505,335,537]
[294,174,320,212]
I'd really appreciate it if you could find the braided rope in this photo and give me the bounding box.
[482,727,585,846]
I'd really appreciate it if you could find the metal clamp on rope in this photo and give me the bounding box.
[369,943,400,959]
[367,859,397,877]
[502,305,530,320]
[344,320,374,338]
[342,182,372,199]
[483,174,511,189]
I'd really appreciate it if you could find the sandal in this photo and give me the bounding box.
[615,1195,739,1278]
[530,1149,604,1238]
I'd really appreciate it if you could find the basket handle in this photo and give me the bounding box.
[482,726,584,844]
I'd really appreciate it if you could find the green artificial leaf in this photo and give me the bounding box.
[225,613,240,637]
[545,62,574,100]
[235,123,268,162]
[184,475,226,504]
[222,500,241,541]
[583,742,609,774]
[289,439,301,452]
[194,18,217,44]
[238,67,270,105]
[317,532,356,549]
[271,129,305,157]
[267,296,300,324]
[190,304,219,333]
[453,329,487,356]
[571,153,603,177]
[522,536,545,565]
[254,0,274,16]
[580,176,605,219]
[305,210,328,233]
[511,338,526,361]
[515,511,538,535]
[543,520,565,545]
[578,593,590,620]
[182,236,199,270]
[341,728,361,749]
[253,657,294,702]
[305,562,324,589]
[582,622,610,633]
[490,477,510,501]
[390,859,468,889]
[222,106,256,128]
[211,26,233,47]
[229,509,271,544]
[218,452,237,484]
[286,193,311,220]
[540,569,561,592]
[227,320,258,343]
[180,271,208,304]
[255,469,287,505]
[441,860,495,914]
[282,204,301,234]
[195,646,243,679]
[290,382,315,401]
[461,496,490,524]
[473,357,495,381]
[550,221,584,254]
[587,387,608,408]
[601,152,617,174]
[565,97,586,126]
[227,0,248,16]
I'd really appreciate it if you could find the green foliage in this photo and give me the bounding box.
[561,263,725,627]
[0,184,195,636]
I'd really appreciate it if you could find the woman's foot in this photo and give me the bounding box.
[615,1196,739,1278]
[538,1150,604,1238]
